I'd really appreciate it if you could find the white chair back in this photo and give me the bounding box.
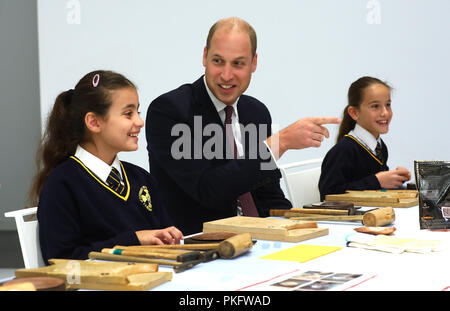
[279,158,323,208]
[4,207,45,268]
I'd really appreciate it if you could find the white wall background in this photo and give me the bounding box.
[37,0,449,176]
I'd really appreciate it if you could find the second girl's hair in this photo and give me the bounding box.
[28,70,136,205]
[336,76,392,142]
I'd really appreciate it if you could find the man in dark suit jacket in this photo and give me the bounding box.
[146,17,341,235]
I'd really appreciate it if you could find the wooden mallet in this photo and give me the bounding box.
[115,233,254,260]
[102,248,200,262]
[88,233,253,272]
[362,207,395,227]
[288,207,395,227]
[217,232,253,259]
[88,252,202,273]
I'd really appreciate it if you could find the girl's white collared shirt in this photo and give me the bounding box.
[74,145,123,185]
[348,123,382,155]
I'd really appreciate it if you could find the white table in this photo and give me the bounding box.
[154,206,449,291]
[1,206,447,292]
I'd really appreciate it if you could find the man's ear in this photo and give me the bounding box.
[84,112,102,133]
[347,106,359,121]
[202,46,208,67]
[251,52,258,73]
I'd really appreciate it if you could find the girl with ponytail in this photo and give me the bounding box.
[318,76,411,200]
[30,70,183,264]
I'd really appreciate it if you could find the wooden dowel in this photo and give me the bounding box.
[88,252,202,273]
[114,245,192,254]
[271,208,348,217]
[89,251,181,266]
[113,244,220,250]
[291,207,348,214]
[103,248,177,260]
[103,248,200,262]
[285,209,348,217]
[290,215,364,222]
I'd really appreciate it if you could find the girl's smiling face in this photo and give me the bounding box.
[96,87,144,160]
[348,83,392,139]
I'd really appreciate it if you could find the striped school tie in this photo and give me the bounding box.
[375,141,383,162]
[106,167,125,195]
[224,106,259,217]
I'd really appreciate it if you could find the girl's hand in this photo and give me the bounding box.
[136,226,184,245]
[395,166,411,180]
[376,167,411,189]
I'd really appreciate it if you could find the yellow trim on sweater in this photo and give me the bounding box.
[344,135,383,166]
[70,156,130,201]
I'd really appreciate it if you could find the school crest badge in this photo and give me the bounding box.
[139,186,152,212]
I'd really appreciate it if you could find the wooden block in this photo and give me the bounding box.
[324,190,418,207]
[203,216,328,242]
[3,277,65,291]
[285,209,349,217]
[78,272,172,291]
[0,282,36,291]
[289,215,363,222]
[359,190,418,199]
[269,209,290,216]
[14,259,168,291]
[271,208,348,217]
[343,199,417,208]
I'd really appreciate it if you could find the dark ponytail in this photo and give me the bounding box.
[336,76,391,142]
[336,107,357,143]
[28,70,136,205]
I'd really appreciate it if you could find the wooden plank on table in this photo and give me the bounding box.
[271,209,348,217]
[79,272,172,291]
[203,216,328,242]
[289,215,364,222]
[285,209,349,216]
[359,199,417,208]
[324,190,418,207]
[357,190,418,199]
[325,193,400,203]
[270,209,290,216]
[330,199,417,208]
[13,259,168,290]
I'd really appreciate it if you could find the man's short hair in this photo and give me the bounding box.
[206,17,257,58]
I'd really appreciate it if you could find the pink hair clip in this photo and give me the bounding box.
[92,74,100,87]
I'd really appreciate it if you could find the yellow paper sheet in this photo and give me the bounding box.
[260,245,342,263]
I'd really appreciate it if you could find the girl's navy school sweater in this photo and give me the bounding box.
[37,156,173,264]
[318,135,389,201]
